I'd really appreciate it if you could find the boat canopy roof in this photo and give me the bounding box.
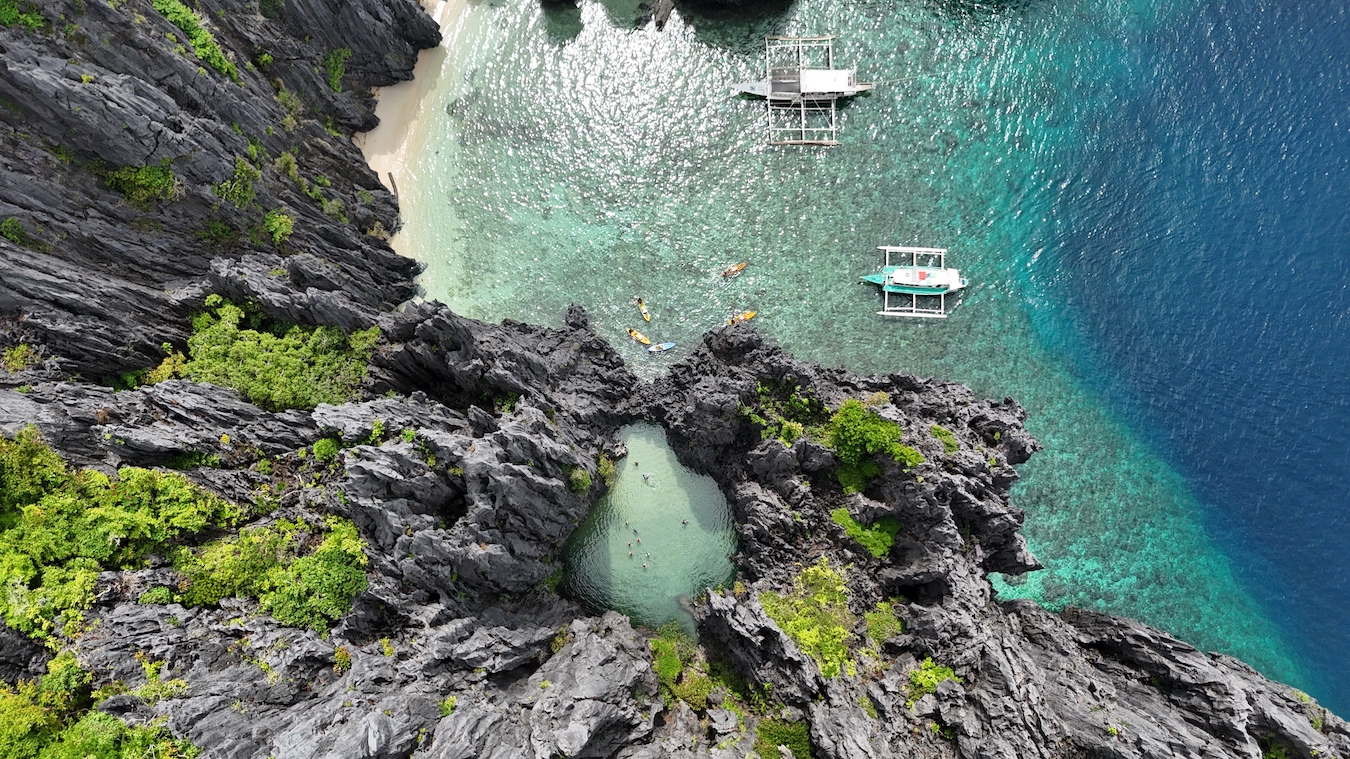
[799,69,853,93]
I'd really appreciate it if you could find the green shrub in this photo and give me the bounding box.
[333,646,351,673]
[175,517,366,633]
[137,587,174,605]
[259,0,283,18]
[0,433,241,639]
[930,424,959,454]
[151,0,237,80]
[0,0,44,30]
[567,467,591,493]
[438,695,456,717]
[863,601,904,648]
[829,508,900,558]
[312,437,340,462]
[213,158,260,209]
[754,718,812,759]
[324,48,351,92]
[825,399,924,493]
[3,343,36,372]
[1,218,49,251]
[183,295,379,411]
[740,382,827,446]
[105,158,180,209]
[597,455,616,488]
[759,558,854,678]
[904,658,960,708]
[263,208,293,245]
[0,653,197,759]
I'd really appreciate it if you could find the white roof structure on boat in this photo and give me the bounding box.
[728,36,873,146]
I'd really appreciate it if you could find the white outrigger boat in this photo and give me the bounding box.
[730,36,872,145]
[860,246,967,318]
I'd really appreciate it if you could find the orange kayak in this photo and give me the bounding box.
[720,262,747,278]
[728,310,757,325]
[626,328,651,345]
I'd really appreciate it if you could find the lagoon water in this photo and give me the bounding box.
[385,0,1350,712]
[563,423,737,630]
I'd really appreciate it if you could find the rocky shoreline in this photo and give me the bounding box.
[1,2,1347,758]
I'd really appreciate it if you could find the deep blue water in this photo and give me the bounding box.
[1041,0,1350,711]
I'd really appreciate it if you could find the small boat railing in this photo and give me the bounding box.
[874,246,955,318]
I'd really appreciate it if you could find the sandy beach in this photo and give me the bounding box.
[353,0,467,201]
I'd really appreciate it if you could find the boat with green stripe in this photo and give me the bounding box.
[860,246,967,318]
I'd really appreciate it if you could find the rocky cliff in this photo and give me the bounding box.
[0,2,1346,759]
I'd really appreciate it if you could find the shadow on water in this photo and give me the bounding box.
[562,423,736,632]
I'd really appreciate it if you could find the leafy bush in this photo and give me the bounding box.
[567,467,591,493]
[829,508,900,558]
[1,218,48,251]
[262,208,293,245]
[759,558,854,678]
[597,455,616,488]
[183,295,379,411]
[0,0,44,30]
[312,437,340,462]
[259,0,283,18]
[825,399,924,493]
[754,718,812,759]
[863,601,904,648]
[334,646,351,673]
[0,431,241,639]
[324,48,351,92]
[105,159,180,209]
[151,0,237,80]
[740,382,827,446]
[3,343,36,372]
[137,587,174,605]
[438,696,456,717]
[930,424,959,454]
[213,158,260,208]
[905,658,961,708]
[175,517,367,633]
[0,653,197,758]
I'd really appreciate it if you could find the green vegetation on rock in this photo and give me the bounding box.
[0,427,241,640]
[3,343,36,372]
[262,208,293,245]
[829,508,900,558]
[0,652,198,759]
[105,159,180,209]
[904,657,961,708]
[824,399,924,493]
[1,218,49,251]
[863,601,904,649]
[324,48,351,92]
[759,558,854,678]
[0,0,44,30]
[213,158,260,208]
[930,424,959,454]
[151,0,237,81]
[174,516,367,633]
[597,454,616,488]
[312,437,340,463]
[165,295,379,411]
[567,466,592,493]
[754,717,812,759]
[739,381,828,447]
[648,623,715,710]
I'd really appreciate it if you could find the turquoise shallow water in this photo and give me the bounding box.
[392,0,1329,699]
[563,424,736,629]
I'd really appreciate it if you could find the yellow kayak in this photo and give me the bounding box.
[636,298,651,322]
[626,328,651,345]
[721,262,747,278]
[728,310,757,325]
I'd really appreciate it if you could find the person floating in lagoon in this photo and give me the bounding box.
[682,519,688,526]
[642,473,651,483]
[628,552,633,558]
[642,563,648,569]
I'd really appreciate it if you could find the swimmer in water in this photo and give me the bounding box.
[642,563,648,569]
[682,519,688,526]
[642,473,651,482]
[624,520,629,526]
[636,537,642,543]
[628,551,633,558]
[627,542,632,547]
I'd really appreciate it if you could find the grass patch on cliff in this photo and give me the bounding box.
[930,424,959,453]
[759,558,854,679]
[829,508,900,558]
[0,426,242,640]
[324,48,352,92]
[151,0,237,81]
[1,218,50,252]
[0,651,199,759]
[3,343,37,373]
[148,295,379,411]
[754,718,812,759]
[738,381,828,447]
[825,399,923,494]
[648,623,715,711]
[174,516,368,633]
[105,158,181,209]
[904,658,961,708]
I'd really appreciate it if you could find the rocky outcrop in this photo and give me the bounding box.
[0,2,1346,758]
[0,0,436,377]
